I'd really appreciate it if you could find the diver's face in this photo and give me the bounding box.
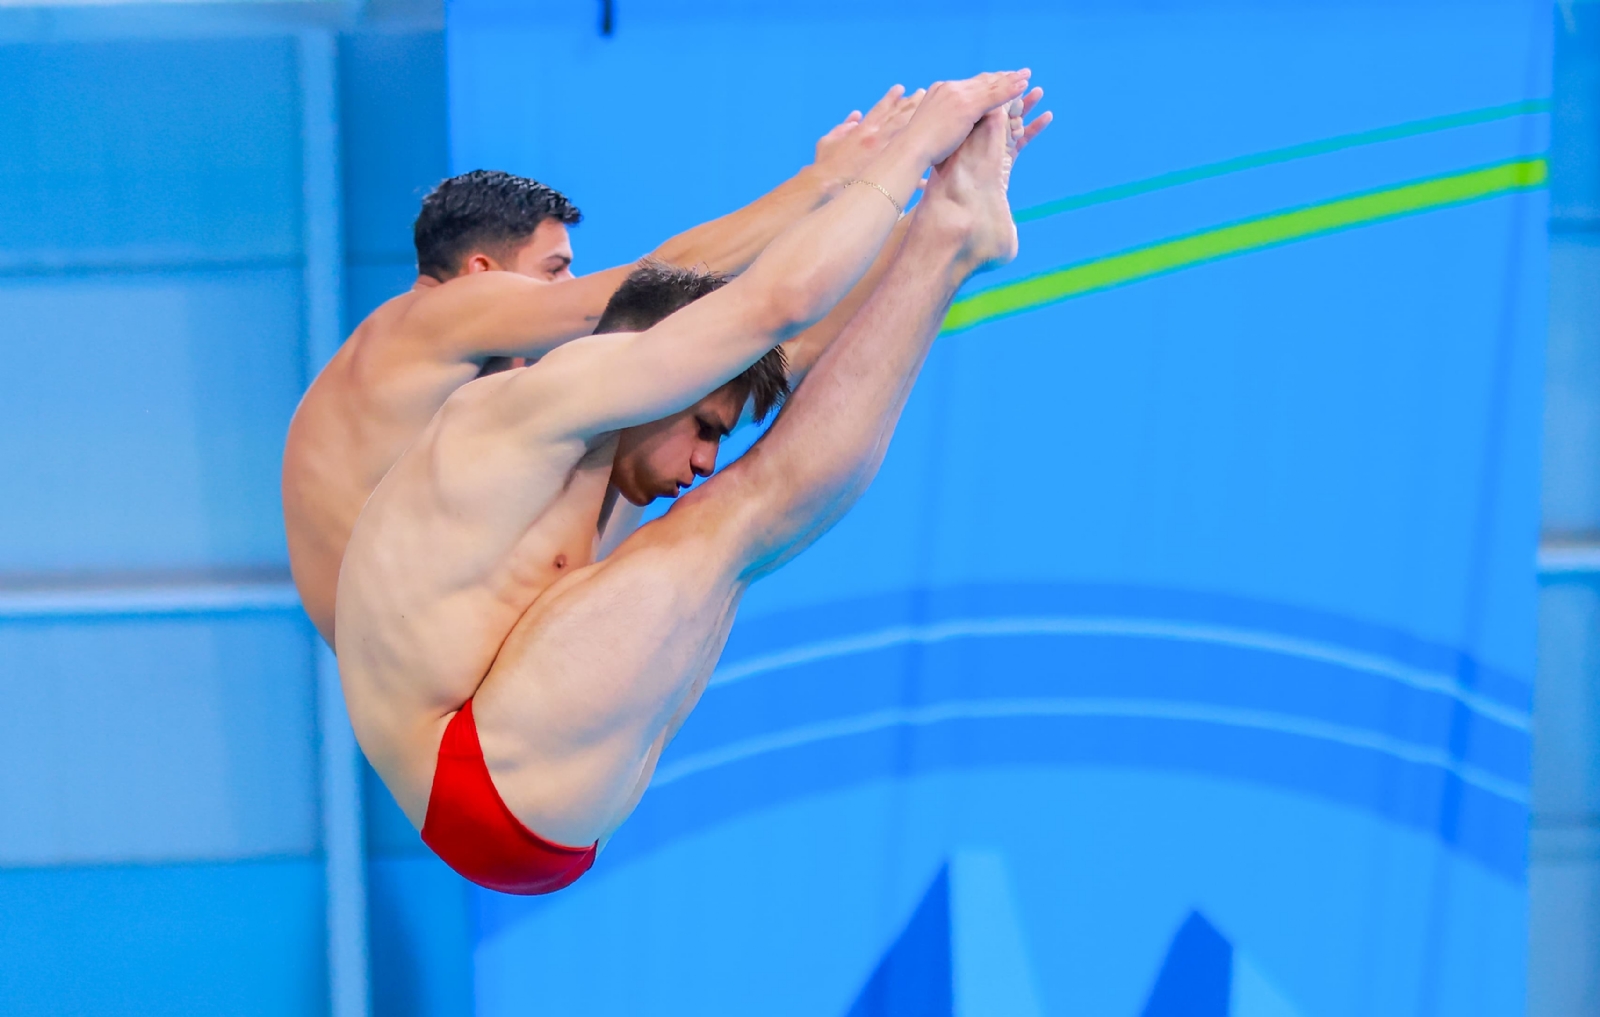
[502,220,574,281]
[458,219,574,281]
[612,385,745,505]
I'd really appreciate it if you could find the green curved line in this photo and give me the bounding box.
[1013,99,1550,224]
[944,157,1547,336]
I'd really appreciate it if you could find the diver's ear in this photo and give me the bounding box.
[462,252,499,274]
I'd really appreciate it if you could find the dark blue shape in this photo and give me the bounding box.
[1141,911,1233,1017]
[845,866,953,1017]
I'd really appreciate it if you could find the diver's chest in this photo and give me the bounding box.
[499,442,616,591]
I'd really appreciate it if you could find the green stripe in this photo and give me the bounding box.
[944,157,1547,336]
[1013,99,1549,224]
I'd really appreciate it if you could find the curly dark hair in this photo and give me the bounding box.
[595,261,790,423]
[413,170,582,281]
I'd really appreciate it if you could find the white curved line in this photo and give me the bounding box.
[651,696,1528,805]
[709,616,1529,732]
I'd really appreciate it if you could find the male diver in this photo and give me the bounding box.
[334,71,1048,894]
[284,86,925,645]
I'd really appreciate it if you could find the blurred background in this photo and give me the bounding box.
[0,0,1590,1015]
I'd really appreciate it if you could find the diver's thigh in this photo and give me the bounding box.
[470,525,744,843]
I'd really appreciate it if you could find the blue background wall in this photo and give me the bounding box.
[449,1,1546,1014]
[0,1,1595,1015]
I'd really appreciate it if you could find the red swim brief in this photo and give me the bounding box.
[420,698,597,895]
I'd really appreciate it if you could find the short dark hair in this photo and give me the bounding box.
[414,170,582,281]
[595,262,790,423]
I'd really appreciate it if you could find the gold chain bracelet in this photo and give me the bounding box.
[842,177,904,217]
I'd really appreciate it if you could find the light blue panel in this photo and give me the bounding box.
[1532,581,1600,814]
[0,857,325,1017]
[1544,235,1600,530]
[477,772,1525,1017]
[1535,491,1600,821]
[1232,951,1307,1017]
[0,36,300,269]
[0,612,317,865]
[948,850,1045,1017]
[0,269,305,573]
[1528,828,1600,1014]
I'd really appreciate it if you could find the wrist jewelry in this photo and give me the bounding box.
[843,177,905,217]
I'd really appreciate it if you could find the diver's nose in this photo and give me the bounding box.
[691,445,717,478]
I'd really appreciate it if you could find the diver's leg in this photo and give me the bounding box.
[674,103,1021,579]
[472,108,1021,847]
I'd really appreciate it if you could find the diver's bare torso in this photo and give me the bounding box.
[334,365,623,821]
[283,285,505,648]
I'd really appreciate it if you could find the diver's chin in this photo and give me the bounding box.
[623,478,679,506]
[619,483,651,508]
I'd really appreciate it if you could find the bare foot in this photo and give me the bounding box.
[923,104,1020,271]
[921,87,1051,274]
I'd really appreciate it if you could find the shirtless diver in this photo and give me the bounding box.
[336,71,1049,893]
[284,85,924,646]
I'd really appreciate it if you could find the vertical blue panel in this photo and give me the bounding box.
[369,857,473,1017]
[340,31,448,326]
[340,31,447,260]
[365,765,474,1017]
[1551,6,1600,225]
[0,37,300,267]
[1532,12,1600,1016]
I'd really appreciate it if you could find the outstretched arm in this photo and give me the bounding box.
[779,86,1048,388]
[510,71,1035,439]
[398,87,924,365]
[646,85,923,276]
[778,209,915,388]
